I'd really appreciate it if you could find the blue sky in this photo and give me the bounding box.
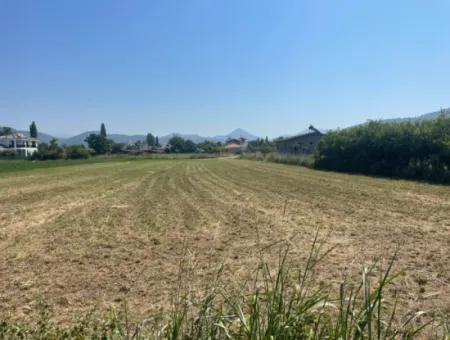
[1,0,450,138]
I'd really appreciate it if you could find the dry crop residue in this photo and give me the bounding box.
[1,158,450,322]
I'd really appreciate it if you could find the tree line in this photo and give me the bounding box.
[28,123,225,159]
[246,137,275,154]
[314,111,450,183]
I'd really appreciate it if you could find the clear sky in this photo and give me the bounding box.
[2,0,450,138]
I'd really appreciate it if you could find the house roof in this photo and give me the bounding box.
[0,133,38,141]
[224,143,241,149]
[275,126,325,144]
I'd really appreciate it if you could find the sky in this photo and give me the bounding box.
[1,0,450,138]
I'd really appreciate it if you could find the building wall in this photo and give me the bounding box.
[276,132,323,154]
[0,137,38,158]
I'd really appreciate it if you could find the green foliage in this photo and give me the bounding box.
[184,139,197,153]
[168,136,198,153]
[146,133,155,146]
[315,114,450,183]
[247,137,276,154]
[197,140,222,153]
[100,123,107,138]
[32,140,65,160]
[85,134,112,155]
[29,121,38,138]
[155,136,160,147]
[65,145,93,159]
[0,149,17,158]
[111,142,126,154]
[242,152,314,167]
[0,126,13,136]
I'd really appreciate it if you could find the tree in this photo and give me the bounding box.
[314,116,450,183]
[184,140,197,153]
[111,142,125,154]
[65,145,92,159]
[29,121,38,138]
[0,127,13,136]
[49,138,58,149]
[155,136,160,147]
[168,136,186,153]
[197,140,221,153]
[32,139,65,160]
[100,123,107,138]
[146,133,155,146]
[85,133,112,154]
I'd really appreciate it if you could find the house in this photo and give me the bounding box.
[224,137,248,153]
[0,133,39,157]
[275,126,324,155]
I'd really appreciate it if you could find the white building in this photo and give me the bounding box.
[0,133,39,157]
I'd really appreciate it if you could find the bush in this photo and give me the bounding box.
[65,145,93,159]
[241,152,314,167]
[315,114,450,183]
[0,149,17,158]
[32,141,65,160]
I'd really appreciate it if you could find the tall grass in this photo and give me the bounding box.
[0,234,446,339]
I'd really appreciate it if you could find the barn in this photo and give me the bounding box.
[275,126,324,155]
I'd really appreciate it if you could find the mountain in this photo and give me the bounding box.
[15,130,56,144]
[379,108,450,124]
[3,128,259,145]
[59,132,148,145]
[158,129,259,145]
[211,128,259,142]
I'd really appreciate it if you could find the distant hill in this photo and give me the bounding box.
[58,128,258,145]
[210,128,259,142]
[14,129,56,144]
[3,127,259,145]
[59,132,148,145]
[379,108,450,124]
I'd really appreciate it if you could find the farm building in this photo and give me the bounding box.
[0,133,39,157]
[275,126,324,154]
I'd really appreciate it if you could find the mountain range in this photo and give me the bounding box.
[14,128,259,145]
[6,107,450,144]
[379,108,450,124]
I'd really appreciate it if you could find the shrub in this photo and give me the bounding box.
[0,149,17,158]
[32,141,65,160]
[315,114,450,183]
[241,152,314,167]
[65,145,93,159]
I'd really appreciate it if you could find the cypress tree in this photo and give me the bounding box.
[29,121,38,138]
[100,123,107,138]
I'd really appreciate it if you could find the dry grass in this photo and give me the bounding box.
[1,158,450,326]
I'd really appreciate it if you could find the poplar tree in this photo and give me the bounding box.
[29,121,38,138]
[100,123,107,138]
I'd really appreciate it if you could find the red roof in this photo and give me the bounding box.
[224,143,241,149]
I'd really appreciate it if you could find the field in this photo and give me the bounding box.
[1,158,450,328]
